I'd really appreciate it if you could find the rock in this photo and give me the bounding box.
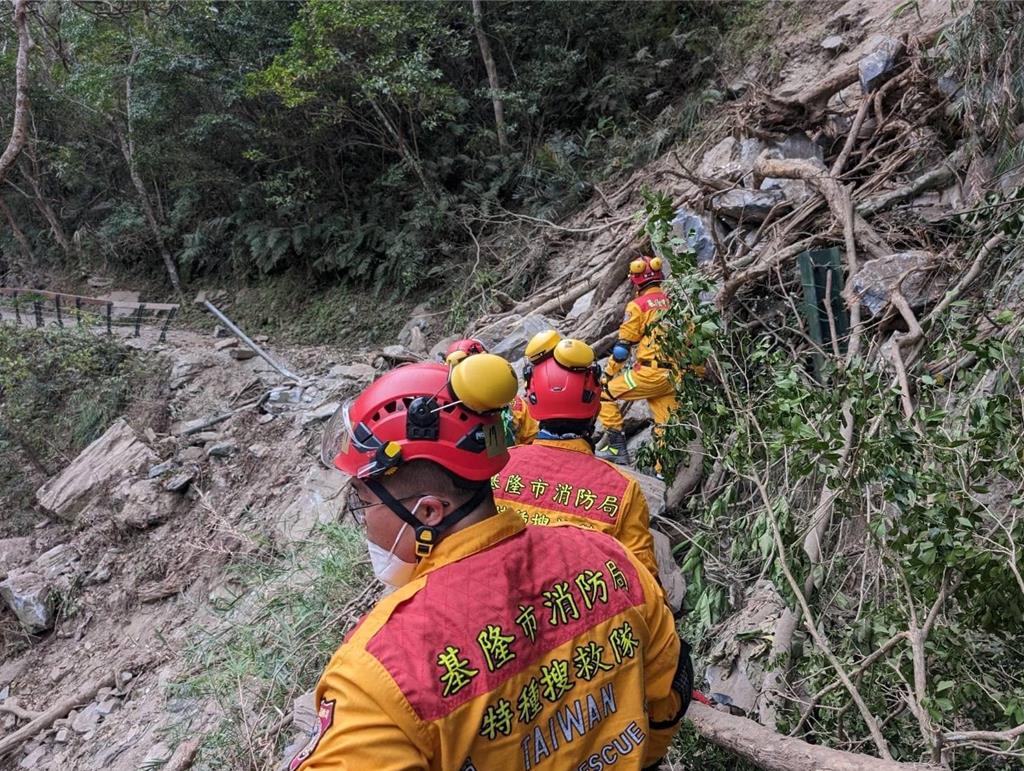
[820,34,845,52]
[253,334,270,343]
[96,697,121,717]
[326,363,376,390]
[698,136,765,185]
[249,443,270,459]
[176,446,204,463]
[773,132,824,162]
[627,426,655,467]
[214,337,238,351]
[206,441,238,458]
[302,401,341,427]
[55,728,70,743]
[34,544,79,578]
[36,418,156,520]
[265,386,304,413]
[213,324,229,338]
[704,580,786,717]
[163,471,194,493]
[193,289,228,307]
[632,469,666,519]
[485,313,558,362]
[271,465,349,546]
[0,657,28,687]
[859,35,904,93]
[85,562,112,586]
[671,207,717,264]
[115,479,178,528]
[712,188,788,224]
[846,251,946,316]
[651,529,686,614]
[230,347,256,361]
[257,413,276,425]
[429,335,461,363]
[188,431,222,446]
[19,747,47,769]
[565,289,596,323]
[0,537,33,576]
[407,326,427,354]
[621,400,653,436]
[0,571,54,633]
[147,460,176,479]
[168,356,208,390]
[72,702,103,734]
[397,303,432,348]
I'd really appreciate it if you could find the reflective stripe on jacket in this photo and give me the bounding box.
[493,439,659,578]
[290,511,681,770]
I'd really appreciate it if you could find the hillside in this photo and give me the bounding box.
[2,1,1023,770]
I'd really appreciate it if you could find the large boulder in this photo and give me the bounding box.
[271,465,349,546]
[712,188,788,224]
[479,313,557,362]
[36,418,157,520]
[671,208,717,265]
[698,137,766,185]
[651,529,686,614]
[703,580,786,716]
[631,469,666,519]
[846,250,946,316]
[0,570,53,633]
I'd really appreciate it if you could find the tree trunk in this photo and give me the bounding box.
[0,196,32,265]
[471,0,509,154]
[688,702,940,771]
[118,46,183,296]
[20,156,71,256]
[0,0,34,185]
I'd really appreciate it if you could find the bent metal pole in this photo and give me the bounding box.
[203,300,302,382]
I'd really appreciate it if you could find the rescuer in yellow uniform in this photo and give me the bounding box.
[596,256,676,469]
[293,355,694,770]
[492,337,659,579]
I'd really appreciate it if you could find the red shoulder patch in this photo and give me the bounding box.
[364,526,643,721]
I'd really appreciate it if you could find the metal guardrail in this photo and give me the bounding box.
[0,287,179,342]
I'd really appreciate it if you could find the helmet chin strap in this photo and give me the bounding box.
[365,479,490,560]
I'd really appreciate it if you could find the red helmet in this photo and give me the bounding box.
[525,339,602,421]
[325,358,515,482]
[629,255,665,288]
[443,338,487,365]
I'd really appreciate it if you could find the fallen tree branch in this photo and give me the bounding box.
[944,723,1024,745]
[857,148,967,216]
[688,702,940,771]
[0,672,117,757]
[0,699,42,722]
[665,434,705,511]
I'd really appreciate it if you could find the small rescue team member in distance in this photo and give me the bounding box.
[444,337,539,446]
[294,355,692,770]
[596,256,680,471]
[493,337,660,579]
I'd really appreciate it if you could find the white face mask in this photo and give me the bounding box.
[366,497,427,591]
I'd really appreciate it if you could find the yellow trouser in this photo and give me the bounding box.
[598,365,677,432]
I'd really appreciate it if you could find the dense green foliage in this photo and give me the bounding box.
[0,1,730,296]
[646,182,1024,763]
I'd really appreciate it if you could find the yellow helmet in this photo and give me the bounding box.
[449,352,518,413]
[525,329,562,363]
[552,338,596,370]
[629,255,665,288]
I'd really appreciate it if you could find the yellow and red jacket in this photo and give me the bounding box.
[509,394,539,445]
[618,286,671,370]
[291,512,683,770]
[493,439,659,578]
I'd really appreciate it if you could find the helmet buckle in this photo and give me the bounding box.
[414,526,437,558]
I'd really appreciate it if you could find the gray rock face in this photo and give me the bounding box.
[847,251,945,316]
[671,208,717,264]
[859,35,904,93]
[0,570,53,633]
[301,401,341,427]
[484,313,558,362]
[698,136,766,184]
[36,418,156,520]
[651,529,686,614]
[168,356,208,390]
[712,188,788,223]
[206,440,238,458]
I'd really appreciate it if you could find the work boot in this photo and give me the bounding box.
[596,430,631,465]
